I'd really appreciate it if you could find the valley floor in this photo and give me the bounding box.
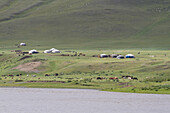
[0,49,170,94]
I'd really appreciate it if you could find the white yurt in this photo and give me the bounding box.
[52,49,61,53]
[50,48,56,51]
[125,54,135,58]
[110,54,119,58]
[117,55,124,59]
[44,50,51,53]
[20,43,26,46]
[99,54,108,58]
[29,49,38,54]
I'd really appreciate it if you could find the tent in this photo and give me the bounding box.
[20,43,26,46]
[50,48,56,51]
[117,55,124,59]
[44,50,51,53]
[52,49,61,53]
[110,54,119,58]
[49,48,61,53]
[99,54,109,58]
[29,49,39,54]
[126,54,135,58]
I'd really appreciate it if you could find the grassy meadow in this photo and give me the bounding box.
[0,48,170,94]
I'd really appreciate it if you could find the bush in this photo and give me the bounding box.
[67,80,72,83]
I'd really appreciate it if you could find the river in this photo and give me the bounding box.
[0,88,170,113]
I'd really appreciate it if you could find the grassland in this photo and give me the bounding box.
[0,0,170,49]
[0,49,170,94]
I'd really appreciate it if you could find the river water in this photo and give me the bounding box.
[0,88,170,113]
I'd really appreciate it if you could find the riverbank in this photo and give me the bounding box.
[0,80,170,94]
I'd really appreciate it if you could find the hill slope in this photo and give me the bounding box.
[0,0,170,49]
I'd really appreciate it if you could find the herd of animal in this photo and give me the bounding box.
[60,53,86,57]
[96,76,138,81]
[1,73,138,82]
[1,74,36,78]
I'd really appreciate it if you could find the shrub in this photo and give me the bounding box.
[67,80,72,83]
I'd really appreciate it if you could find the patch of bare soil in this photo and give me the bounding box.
[12,62,42,73]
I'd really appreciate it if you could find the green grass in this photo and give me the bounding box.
[0,0,170,49]
[0,50,170,94]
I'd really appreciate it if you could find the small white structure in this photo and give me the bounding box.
[125,54,135,58]
[99,54,108,58]
[52,49,61,53]
[20,43,26,46]
[29,49,38,54]
[43,48,61,53]
[110,54,119,58]
[44,50,51,53]
[117,55,124,59]
[50,48,56,51]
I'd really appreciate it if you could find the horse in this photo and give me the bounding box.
[54,73,59,76]
[32,75,36,77]
[96,77,106,80]
[109,77,119,82]
[8,75,14,77]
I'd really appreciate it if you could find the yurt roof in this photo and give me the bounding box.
[117,55,124,57]
[111,54,118,56]
[126,54,134,56]
[100,54,107,56]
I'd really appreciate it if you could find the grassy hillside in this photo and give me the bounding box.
[0,0,170,49]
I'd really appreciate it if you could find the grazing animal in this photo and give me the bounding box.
[109,77,118,80]
[8,75,14,77]
[32,75,36,77]
[121,75,131,79]
[45,74,50,77]
[97,77,102,80]
[60,72,64,75]
[16,74,20,76]
[96,77,106,80]
[92,55,98,57]
[132,77,138,80]
[109,77,119,82]
[121,75,138,80]
[55,73,59,76]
